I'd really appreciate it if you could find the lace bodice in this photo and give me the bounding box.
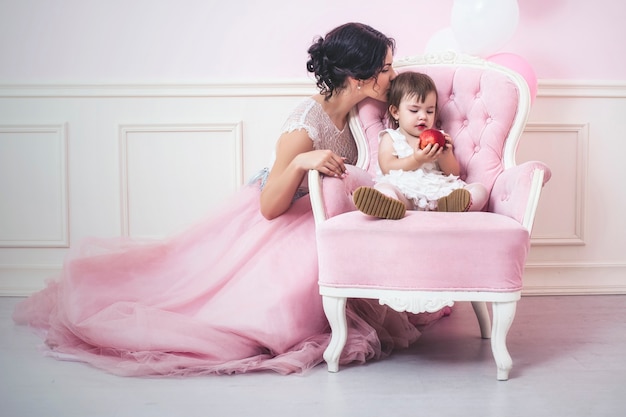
[280,98,358,165]
[253,98,358,198]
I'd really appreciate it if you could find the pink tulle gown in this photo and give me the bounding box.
[13,98,439,377]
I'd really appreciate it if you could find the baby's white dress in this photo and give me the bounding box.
[375,128,467,211]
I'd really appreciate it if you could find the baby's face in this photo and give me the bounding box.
[394,91,437,138]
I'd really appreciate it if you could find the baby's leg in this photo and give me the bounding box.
[353,183,406,220]
[466,183,489,211]
[374,183,412,209]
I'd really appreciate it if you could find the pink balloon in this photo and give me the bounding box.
[487,52,538,104]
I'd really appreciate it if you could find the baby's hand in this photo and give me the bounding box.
[441,132,454,152]
[413,142,443,164]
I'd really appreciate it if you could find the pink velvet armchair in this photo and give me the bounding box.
[308,52,551,380]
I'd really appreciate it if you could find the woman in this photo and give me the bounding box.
[14,22,431,376]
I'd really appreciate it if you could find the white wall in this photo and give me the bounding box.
[2,80,626,296]
[1,1,626,295]
[0,83,315,293]
[520,82,626,294]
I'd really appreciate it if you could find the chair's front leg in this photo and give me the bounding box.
[491,301,517,381]
[322,295,348,372]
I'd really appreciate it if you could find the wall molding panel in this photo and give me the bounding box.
[521,123,588,246]
[1,79,625,99]
[0,82,318,98]
[0,81,625,296]
[538,80,626,98]
[119,123,243,239]
[0,124,69,248]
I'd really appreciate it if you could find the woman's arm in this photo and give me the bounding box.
[260,129,346,220]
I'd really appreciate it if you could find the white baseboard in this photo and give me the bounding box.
[0,265,61,296]
[522,263,626,295]
[2,264,625,297]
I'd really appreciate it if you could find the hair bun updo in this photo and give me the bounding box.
[306,22,395,100]
[306,37,335,94]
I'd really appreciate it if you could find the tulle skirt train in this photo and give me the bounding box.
[13,184,441,376]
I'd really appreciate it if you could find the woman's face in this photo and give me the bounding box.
[361,48,396,102]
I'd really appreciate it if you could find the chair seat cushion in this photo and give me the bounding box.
[317,211,529,292]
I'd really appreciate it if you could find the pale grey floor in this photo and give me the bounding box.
[1,295,625,417]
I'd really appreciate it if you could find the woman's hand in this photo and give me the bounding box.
[259,130,347,220]
[297,150,347,178]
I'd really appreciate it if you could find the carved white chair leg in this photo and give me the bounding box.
[322,296,348,372]
[471,301,492,339]
[491,301,517,381]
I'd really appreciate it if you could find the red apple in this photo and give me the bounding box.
[419,129,446,150]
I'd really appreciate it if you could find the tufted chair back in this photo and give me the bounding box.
[343,54,545,228]
[426,66,519,191]
[352,58,530,213]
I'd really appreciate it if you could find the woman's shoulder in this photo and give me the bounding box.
[285,97,320,122]
[291,96,319,114]
[280,97,326,140]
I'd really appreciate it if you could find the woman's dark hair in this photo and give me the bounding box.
[387,71,439,129]
[306,22,395,100]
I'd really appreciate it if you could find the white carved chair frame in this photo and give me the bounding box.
[308,52,550,380]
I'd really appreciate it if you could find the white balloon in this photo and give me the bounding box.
[424,27,460,54]
[451,0,519,56]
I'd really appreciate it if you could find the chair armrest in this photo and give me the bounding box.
[351,98,389,173]
[309,165,374,224]
[489,161,552,231]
